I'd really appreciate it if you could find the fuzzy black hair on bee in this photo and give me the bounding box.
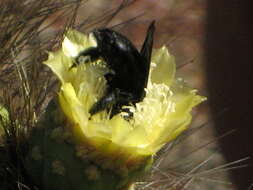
[73,21,155,118]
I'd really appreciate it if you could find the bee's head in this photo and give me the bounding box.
[92,28,118,53]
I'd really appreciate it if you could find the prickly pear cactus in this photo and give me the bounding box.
[24,29,205,190]
[25,100,150,190]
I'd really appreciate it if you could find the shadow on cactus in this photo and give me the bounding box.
[24,28,206,190]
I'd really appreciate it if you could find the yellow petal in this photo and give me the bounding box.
[151,46,176,86]
[44,50,76,84]
[59,83,89,133]
[152,79,206,147]
[62,30,97,58]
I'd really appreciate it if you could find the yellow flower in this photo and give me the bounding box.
[44,29,205,169]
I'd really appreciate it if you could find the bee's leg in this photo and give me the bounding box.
[89,90,118,116]
[119,107,134,120]
[70,47,101,69]
[89,89,135,118]
[109,90,135,118]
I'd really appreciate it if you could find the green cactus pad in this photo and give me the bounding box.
[25,100,152,190]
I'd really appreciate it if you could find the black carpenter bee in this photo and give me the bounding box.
[74,21,155,118]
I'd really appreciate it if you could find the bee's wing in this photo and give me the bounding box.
[140,21,155,83]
